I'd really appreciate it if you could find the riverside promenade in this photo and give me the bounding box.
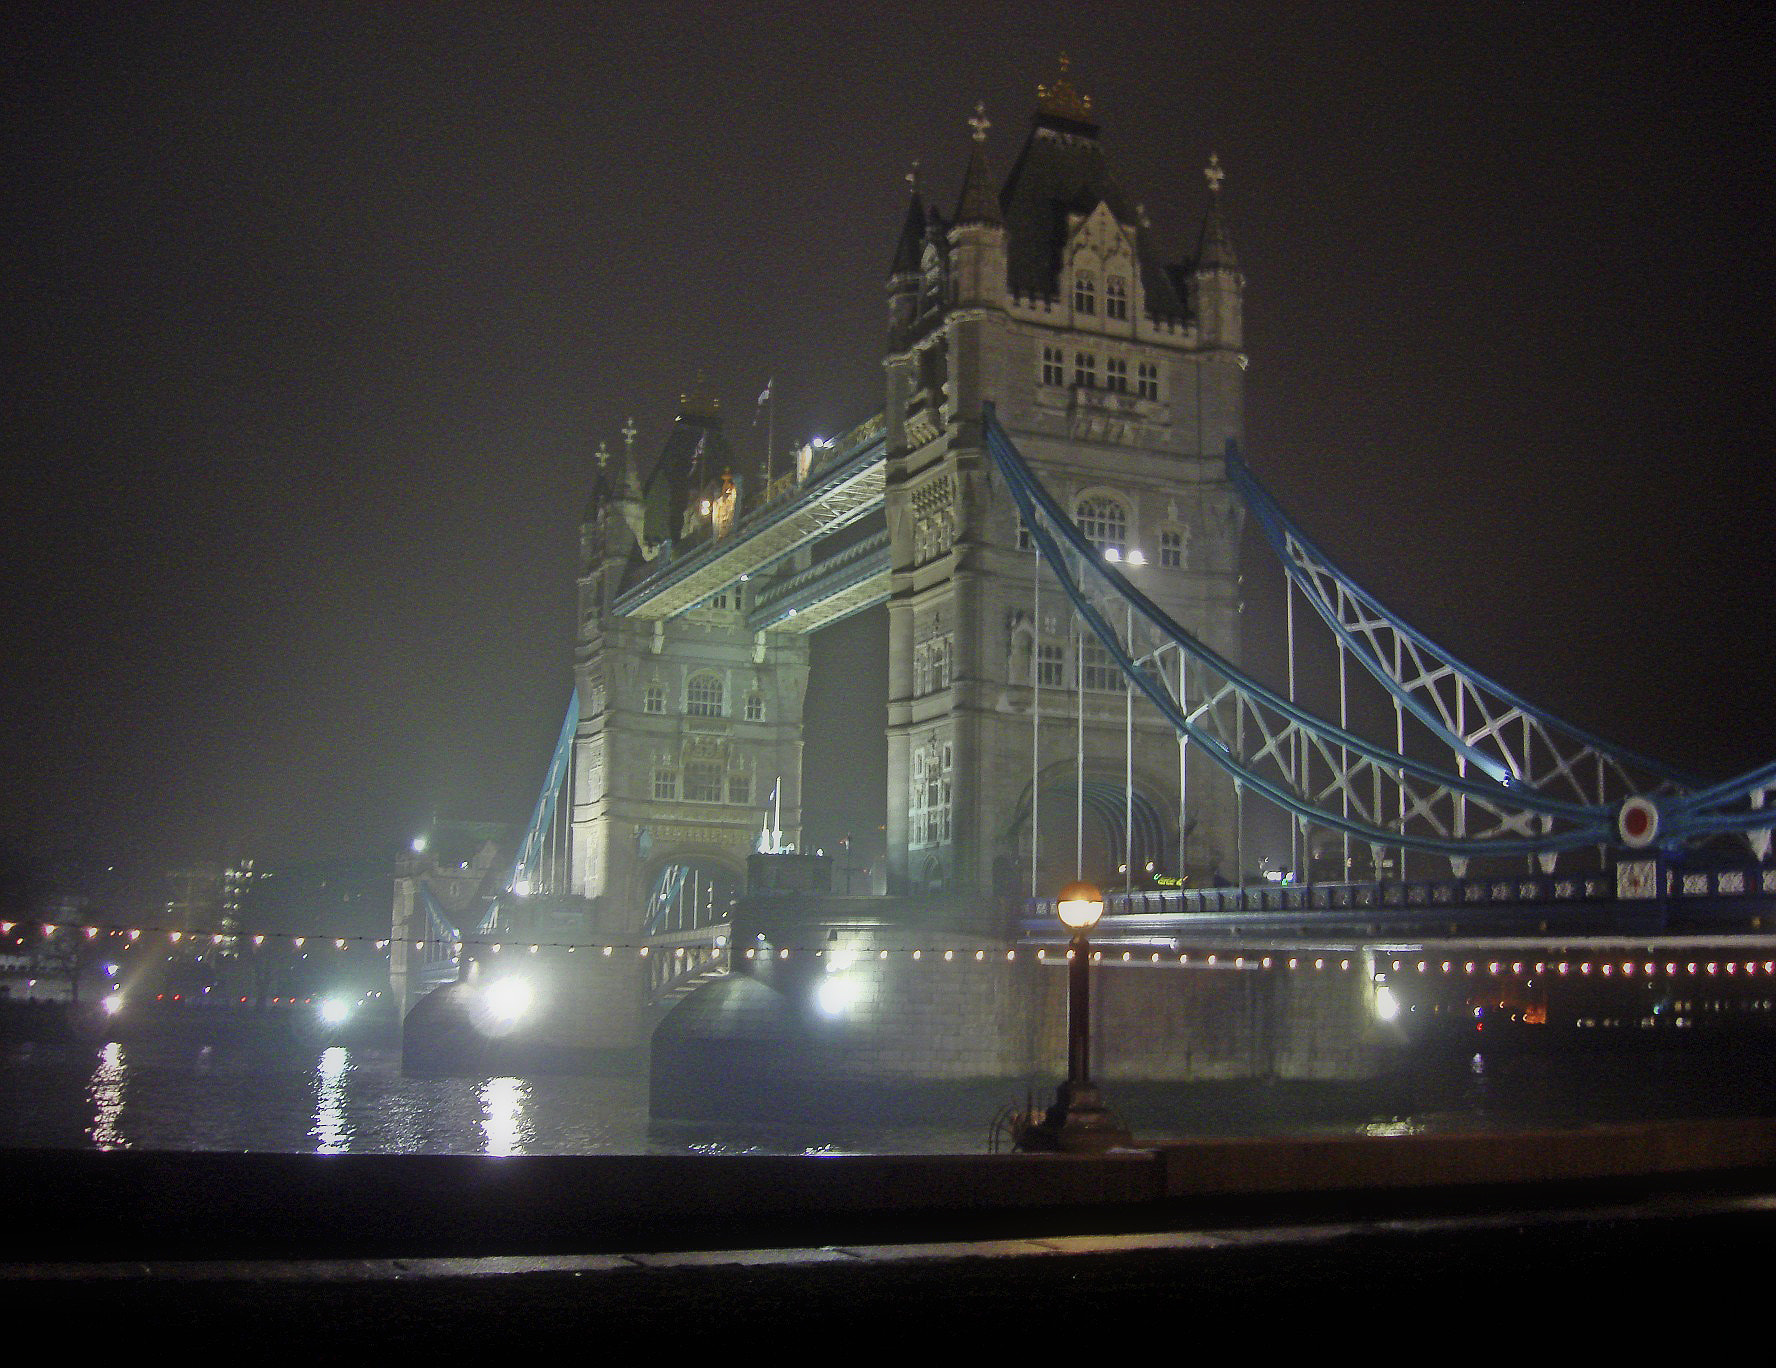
[5,1121,1775,1349]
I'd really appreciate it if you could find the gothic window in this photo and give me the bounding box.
[684,760,724,804]
[1073,271,1096,315]
[1161,529,1185,569]
[744,692,764,723]
[1137,362,1160,400]
[1073,352,1096,388]
[1075,494,1128,556]
[653,762,678,801]
[1105,276,1128,320]
[1041,345,1065,387]
[728,771,752,805]
[686,672,724,717]
[707,589,730,610]
[1105,357,1128,393]
[1080,638,1124,693]
[910,737,954,847]
[1037,642,1065,688]
[644,681,666,714]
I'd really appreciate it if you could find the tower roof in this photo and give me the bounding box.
[640,400,735,546]
[995,66,1186,317]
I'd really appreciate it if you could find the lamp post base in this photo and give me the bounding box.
[1016,1080,1134,1153]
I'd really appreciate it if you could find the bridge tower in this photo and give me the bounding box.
[570,393,811,943]
[883,66,1246,898]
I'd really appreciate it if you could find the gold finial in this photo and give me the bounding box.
[1205,153,1225,196]
[1037,53,1093,121]
[594,440,611,470]
[969,100,990,143]
[621,417,637,453]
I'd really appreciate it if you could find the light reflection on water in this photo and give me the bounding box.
[6,1036,1774,1156]
[480,1076,531,1155]
[312,1046,351,1153]
[85,1041,126,1149]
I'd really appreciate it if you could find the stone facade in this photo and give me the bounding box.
[571,398,811,942]
[883,86,1247,898]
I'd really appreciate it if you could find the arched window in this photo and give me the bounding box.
[1075,495,1128,556]
[744,692,764,723]
[1105,276,1128,320]
[1073,271,1096,315]
[686,672,724,717]
[644,681,666,714]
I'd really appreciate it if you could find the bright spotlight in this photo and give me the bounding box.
[816,975,859,1018]
[513,878,532,897]
[1374,985,1401,1023]
[319,997,352,1026]
[483,978,535,1026]
[101,993,124,1017]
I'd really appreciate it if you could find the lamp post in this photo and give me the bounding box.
[1019,880,1134,1152]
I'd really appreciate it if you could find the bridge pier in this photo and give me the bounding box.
[648,895,1397,1123]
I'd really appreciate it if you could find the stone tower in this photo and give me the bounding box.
[570,392,812,937]
[882,65,1246,899]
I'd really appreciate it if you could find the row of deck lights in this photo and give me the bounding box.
[9,923,1775,979]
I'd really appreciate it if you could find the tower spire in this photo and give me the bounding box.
[890,160,927,277]
[1195,153,1238,273]
[954,101,1002,226]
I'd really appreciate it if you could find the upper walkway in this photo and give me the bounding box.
[611,415,888,633]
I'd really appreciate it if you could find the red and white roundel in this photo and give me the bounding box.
[1618,796,1660,848]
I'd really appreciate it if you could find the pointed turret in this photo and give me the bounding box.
[888,163,928,349]
[890,164,927,278]
[953,102,1002,228]
[1190,153,1244,348]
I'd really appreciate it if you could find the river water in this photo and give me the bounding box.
[4,1033,1774,1156]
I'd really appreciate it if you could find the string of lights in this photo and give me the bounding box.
[6,920,1775,978]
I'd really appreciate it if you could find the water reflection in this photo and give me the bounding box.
[311,1046,352,1153]
[480,1076,531,1155]
[86,1041,127,1149]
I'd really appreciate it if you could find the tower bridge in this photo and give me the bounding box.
[393,66,1776,1103]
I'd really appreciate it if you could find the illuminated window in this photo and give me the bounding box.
[686,672,724,717]
[1075,495,1127,555]
[1037,642,1065,688]
[744,692,764,723]
[1105,276,1127,320]
[1073,271,1095,314]
[653,764,678,801]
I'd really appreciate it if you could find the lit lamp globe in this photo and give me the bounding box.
[1056,881,1104,931]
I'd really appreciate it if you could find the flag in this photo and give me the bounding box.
[753,377,773,425]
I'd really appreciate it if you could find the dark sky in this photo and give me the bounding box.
[4,2,1773,876]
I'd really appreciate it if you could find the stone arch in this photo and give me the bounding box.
[638,846,747,935]
[998,758,1182,896]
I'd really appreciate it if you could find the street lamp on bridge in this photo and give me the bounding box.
[1018,880,1134,1153]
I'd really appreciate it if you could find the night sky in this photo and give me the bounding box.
[4,3,1773,882]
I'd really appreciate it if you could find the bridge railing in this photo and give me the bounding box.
[1023,865,1776,930]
